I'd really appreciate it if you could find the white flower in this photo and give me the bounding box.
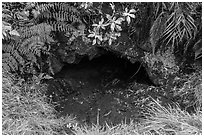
[123,8,136,24]
[92,18,108,30]
[106,14,124,32]
[88,28,103,45]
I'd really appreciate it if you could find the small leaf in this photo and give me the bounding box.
[104,36,108,41]
[129,9,136,13]
[92,24,98,27]
[106,14,111,20]
[2,32,6,39]
[127,16,131,24]
[109,38,112,45]
[88,34,95,37]
[123,13,129,16]
[110,3,115,10]
[111,23,115,31]
[103,23,109,27]
[129,14,135,18]
[112,36,117,40]
[101,26,105,30]
[125,8,128,13]
[116,25,122,31]
[92,39,96,45]
[115,18,124,24]
[3,21,11,26]
[100,18,104,24]
[115,32,121,37]
[9,30,20,36]
[98,35,103,41]
[97,39,101,44]
[3,25,11,31]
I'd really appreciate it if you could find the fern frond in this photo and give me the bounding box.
[26,52,38,64]
[2,42,15,53]
[49,21,77,32]
[2,40,26,73]
[2,53,19,72]
[19,23,52,39]
[35,11,52,21]
[53,3,79,14]
[21,36,40,49]
[12,49,25,65]
[69,13,82,23]
[2,63,11,72]
[53,11,81,23]
[37,10,81,24]
[28,41,45,57]
[37,3,54,12]
[36,2,82,27]
[17,23,54,59]
[20,36,45,57]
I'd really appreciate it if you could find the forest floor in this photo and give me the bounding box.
[2,60,202,135]
[50,61,169,126]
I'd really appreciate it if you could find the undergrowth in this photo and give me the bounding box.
[2,70,202,135]
[2,72,76,135]
[142,99,202,135]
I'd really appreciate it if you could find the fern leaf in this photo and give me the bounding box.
[21,36,40,48]
[37,3,54,12]
[2,53,19,72]
[12,49,25,65]
[36,11,52,21]
[49,21,77,32]
[2,43,14,53]
[26,52,38,63]
[28,41,45,57]
[53,3,79,15]
[2,63,11,72]
[36,3,82,24]
[19,23,52,39]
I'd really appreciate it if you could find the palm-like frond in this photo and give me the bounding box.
[162,10,197,47]
[162,3,197,49]
[150,2,200,55]
[150,12,168,54]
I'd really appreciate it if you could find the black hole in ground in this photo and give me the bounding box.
[55,53,155,86]
[47,52,156,126]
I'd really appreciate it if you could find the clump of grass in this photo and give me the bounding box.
[71,101,201,135]
[141,98,202,135]
[2,72,77,135]
[72,120,145,135]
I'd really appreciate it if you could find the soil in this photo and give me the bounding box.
[46,54,157,126]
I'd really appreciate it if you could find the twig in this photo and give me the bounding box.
[97,108,100,126]
[130,62,143,79]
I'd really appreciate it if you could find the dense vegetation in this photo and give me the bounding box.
[2,2,202,135]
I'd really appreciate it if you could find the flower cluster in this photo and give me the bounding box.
[88,5,136,45]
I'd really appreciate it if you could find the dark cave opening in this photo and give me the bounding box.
[55,52,156,87]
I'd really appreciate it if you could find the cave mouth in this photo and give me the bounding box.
[47,52,156,126]
[55,52,155,86]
